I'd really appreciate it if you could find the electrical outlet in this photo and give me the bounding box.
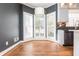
[14,37,19,42]
[6,41,8,46]
[14,38,17,42]
[16,37,19,41]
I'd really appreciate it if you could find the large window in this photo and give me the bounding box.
[23,12,33,40]
[23,11,56,41]
[47,11,56,41]
[34,14,45,38]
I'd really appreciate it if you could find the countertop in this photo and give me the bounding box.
[57,26,79,30]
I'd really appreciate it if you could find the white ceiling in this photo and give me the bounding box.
[22,3,56,8]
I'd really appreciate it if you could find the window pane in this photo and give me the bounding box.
[34,14,45,38]
[23,12,33,39]
[47,12,56,40]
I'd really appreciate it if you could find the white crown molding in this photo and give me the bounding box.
[22,3,56,8]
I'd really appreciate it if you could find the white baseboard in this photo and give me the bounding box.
[23,38,59,44]
[23,38,50,42]
[0,41,22,56]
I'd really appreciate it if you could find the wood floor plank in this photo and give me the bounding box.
[3,40,73,56]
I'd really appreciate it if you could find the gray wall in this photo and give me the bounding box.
[45,4,57,14]
[23,5,34,14]
[0,3,21,52]
[19,4,23,41]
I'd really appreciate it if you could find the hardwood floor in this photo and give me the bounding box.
[3,40,73,56]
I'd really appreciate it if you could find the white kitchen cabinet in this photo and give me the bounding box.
[57,30,64,45]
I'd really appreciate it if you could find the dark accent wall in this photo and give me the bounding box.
[45,4,57,14]
[45,4,58,40]
[23,5,34,14]
[19,4,23,41]
[0,3,21,52]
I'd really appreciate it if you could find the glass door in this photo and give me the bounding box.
[34,14,45,38]
[47,11,56,41]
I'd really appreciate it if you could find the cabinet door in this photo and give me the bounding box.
[64,31,73,46]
